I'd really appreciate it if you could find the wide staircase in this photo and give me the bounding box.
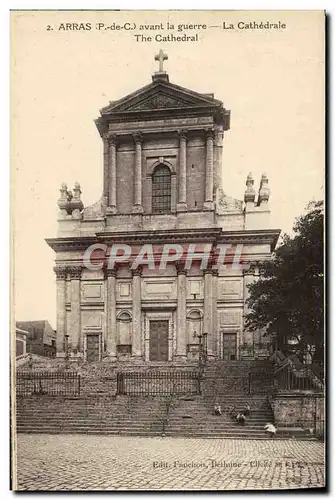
[15,358,318,439]
[165,394,274,439]
[15,395,167,436]
[164,360,276,439]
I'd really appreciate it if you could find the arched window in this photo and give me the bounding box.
[117,311,132,355]
[187,310,202,344]
[152,164,171,214]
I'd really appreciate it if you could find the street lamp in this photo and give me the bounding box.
[197,333,203,365]
[202,332,208,362]
[64,334,70,368]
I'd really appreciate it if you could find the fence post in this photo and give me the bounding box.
[248,372,251,394]
[78,374,81,395]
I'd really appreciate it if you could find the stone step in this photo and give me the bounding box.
[17,419,165,426]
[17,423,164,431]
[16,428,162,436]
[16,429,315,440]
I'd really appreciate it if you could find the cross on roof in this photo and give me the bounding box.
[154,49,168,73]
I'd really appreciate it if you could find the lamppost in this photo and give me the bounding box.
[197,333,203,367]
[64,334,70,369]
[202,332,208,363]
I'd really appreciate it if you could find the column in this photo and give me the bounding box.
[105,268,117,359]
[177,130,187,212]
[203,269,214,357]
[213,129,223,194]
[103,133,109,200]
[68,266,82,355]
[243,263,258,351]
[106,135,117,214]
[131,267,142,357]
[204,129,215,211]
[54,266,67,356]
[212,269,219,359]
[132,133,143,213]
[176,265,187,359]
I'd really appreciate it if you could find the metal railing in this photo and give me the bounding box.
[275,366,324,392]
[16,371,81,396]
[116,371,201,396]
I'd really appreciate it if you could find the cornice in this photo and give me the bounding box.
[46,228,281,253]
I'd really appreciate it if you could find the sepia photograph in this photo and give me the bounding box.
[11,9,325,491]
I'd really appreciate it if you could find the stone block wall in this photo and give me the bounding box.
[271,392,325,436]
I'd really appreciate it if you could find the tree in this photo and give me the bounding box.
[245,200,324,362]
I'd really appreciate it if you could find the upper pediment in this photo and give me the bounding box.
[100,80,223,116]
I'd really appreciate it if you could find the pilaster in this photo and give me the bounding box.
[203,268,214,357]
[107,134,117,213]
[68,265,82,355]
[176,264,187,359]
[132,133,144,213]
[212,269,219,359]
[105,267,117,359]
[176,130,187,212]
[131,266,143,357]
[54,266,67,356]
[242,263,258,347]
[204,129,215,211]
[103,133,109,200]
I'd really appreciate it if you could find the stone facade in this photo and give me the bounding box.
[46,57,280,363]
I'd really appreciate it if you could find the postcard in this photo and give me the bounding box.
[11,10,325,491]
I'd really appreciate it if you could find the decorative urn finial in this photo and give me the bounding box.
[258,173,270,204]
[58,182,68,211]
[244,172,256,204]
[70,182,84,215]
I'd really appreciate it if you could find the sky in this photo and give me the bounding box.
[11,10,324,328]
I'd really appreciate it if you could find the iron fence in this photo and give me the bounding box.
[116,371,201,396]
[275,366,324,392]
[16,371,81,396]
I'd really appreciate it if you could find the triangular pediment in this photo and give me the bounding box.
[100,80,222,115]
[123,92,198,111]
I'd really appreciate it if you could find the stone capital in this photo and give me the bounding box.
[203,268,214,276]
[132,132,143,145]
[242,261,259,276]
[109,134,118,147]
[178,129,188,141]
[67,266,82,280]
[131,265,143,277]
[103,265,117,279]
[205,128,216,141]
[175,262,187,276]
[53,266,67,280]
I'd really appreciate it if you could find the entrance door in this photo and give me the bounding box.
[149,320,169,361]
[86,334,100,362]
[222,333,237,360]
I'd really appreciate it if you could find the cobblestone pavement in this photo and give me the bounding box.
[15,435,325,491]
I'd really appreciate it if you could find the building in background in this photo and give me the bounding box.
[16,327,28,357]
[16,320,56,357]
[46,53,280,363]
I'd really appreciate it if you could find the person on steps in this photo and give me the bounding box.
[214,403,222,416]
[236,413,246,426]
[229,405,237,420]
[264,422,276,438]
[242,402,251,417]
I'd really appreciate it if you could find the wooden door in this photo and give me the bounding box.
[86,334,100,362]
[222,333,237,360]
[149,320,169,361]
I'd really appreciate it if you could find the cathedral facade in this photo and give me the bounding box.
[46,53,280,363]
